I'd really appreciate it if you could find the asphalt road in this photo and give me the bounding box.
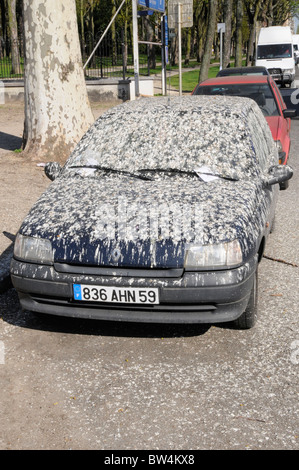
[0,114,298,452]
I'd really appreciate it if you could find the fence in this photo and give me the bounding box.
[0,30,161,80]
[0,37,24,79]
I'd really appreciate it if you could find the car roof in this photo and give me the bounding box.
[217,66,269,77]
[199,75,271,86]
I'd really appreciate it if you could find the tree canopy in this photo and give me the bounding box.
[2,0,298,70]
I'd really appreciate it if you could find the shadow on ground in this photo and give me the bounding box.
[0,131,22,152]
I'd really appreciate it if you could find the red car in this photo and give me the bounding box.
[192,75,296,168]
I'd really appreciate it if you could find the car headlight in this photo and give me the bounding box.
[283,69,294,74]
[14,233,53,264]
[185,240,242,269]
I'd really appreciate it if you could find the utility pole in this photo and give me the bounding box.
[132,0,140,98]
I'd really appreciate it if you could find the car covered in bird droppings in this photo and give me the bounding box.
[10,96,293,329]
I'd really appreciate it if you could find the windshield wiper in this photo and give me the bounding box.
[138,168,237,181]
[68,165,153,181]
[138,168,200,178]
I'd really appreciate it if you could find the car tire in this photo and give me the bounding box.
[234,269,258,329]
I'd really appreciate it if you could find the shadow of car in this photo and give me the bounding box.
[192,75,296,188]
[10,96,293,329]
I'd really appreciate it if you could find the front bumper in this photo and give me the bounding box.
[268,69,295,84]
[10,256,257,324]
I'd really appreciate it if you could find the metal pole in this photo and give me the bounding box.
[220,29,223,71]
[132,0,140,98]
[161,14,166,95]
[83,0,126,70]
[178,3,182,96]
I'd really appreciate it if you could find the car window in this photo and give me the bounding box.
[193,83,280,117]
[257,43,293,59]
[247,108,275,170]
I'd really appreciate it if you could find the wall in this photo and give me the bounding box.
[0,77,154,103]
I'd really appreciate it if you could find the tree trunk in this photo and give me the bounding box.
[7,0,21,74]
[223,0,233,69]
[244,0,263,66]
[184,27,192,65]
[170,31,179,66]
[199,0,217,82]
[79,0,86,62]
[235,0,243,67]
[144,17,156,69]
[111,0,117,65]
[22,0,94,164]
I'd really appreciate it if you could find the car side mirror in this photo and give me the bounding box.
[283,108,296,118]
[265,164,293,188]
[44,162,62,181]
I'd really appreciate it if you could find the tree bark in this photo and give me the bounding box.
[7,0,21,74]
[184,27,192,65]
[111,0,117,65]
[245,0,263,66]
[144,17,156,69]
[199,0,217,82]
[223,0,233,69]
[235,0,243,67]
[22,0,94,163]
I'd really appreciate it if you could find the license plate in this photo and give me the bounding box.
[73,284,159,305]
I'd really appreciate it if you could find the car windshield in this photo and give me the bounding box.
[65,97,262,182]
[193,83,279,117]
[257,43,292,59]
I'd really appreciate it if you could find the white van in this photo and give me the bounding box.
[256,26,295,87]
[293,34,299,65]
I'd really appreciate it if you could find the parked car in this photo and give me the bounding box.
[217,66,270,77]
[10,96,293,329]
[192,75,296,185]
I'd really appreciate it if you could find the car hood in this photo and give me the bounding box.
[19,173,268,268]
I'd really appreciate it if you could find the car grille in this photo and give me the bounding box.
[54,263,184,278]
[268,68,282,75]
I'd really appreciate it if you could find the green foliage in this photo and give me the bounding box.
[1,0,297,81]
[169,64,220,92]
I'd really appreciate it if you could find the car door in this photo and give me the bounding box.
[271,80,291,160]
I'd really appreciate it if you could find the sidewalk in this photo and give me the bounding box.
[153,66,199,96]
